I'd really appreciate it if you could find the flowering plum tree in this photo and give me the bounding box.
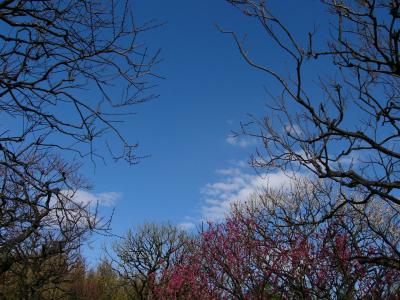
[153,184,400,299]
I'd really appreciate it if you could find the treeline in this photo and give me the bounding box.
[2,179,399,299]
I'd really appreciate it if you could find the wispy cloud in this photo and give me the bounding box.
[226,135,257,148]
[200,167,301,221]
[61,190,122,207]
[215,167,242,176]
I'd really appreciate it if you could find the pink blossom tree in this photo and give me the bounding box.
[154,184,400,299]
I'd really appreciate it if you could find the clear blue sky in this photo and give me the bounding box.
[81,0,329,260]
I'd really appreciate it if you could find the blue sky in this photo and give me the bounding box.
[79,0,329,260]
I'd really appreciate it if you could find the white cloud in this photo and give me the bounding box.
[200,168,301,221]
[61,190,122,207]
[226,135,257,148]
[232,160,248,168]
[215,167,242,176]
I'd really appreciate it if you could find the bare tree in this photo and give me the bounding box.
[0,0,159,294]
[0,150,106,298]
[224,0,400,268]
[110,223,189,300]
[0,0,160,163]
